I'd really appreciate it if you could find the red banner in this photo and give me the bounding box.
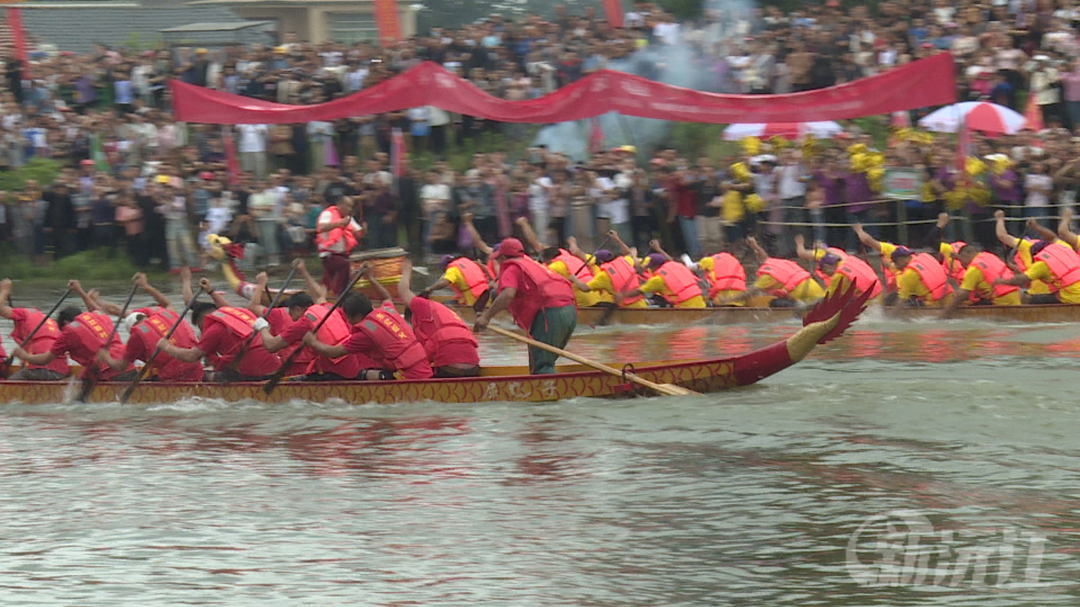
[172,53,956,125]
[373,0,402,46]
[602,0,624,28]
[6,7,28,76]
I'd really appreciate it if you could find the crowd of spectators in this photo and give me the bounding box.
[2,0,1080,271]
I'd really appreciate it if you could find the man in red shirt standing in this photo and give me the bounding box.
[304,293,433,380]
[0,278,71,380]
[156,279,281,381]
[12,280,136,382]
[473,237,577,374]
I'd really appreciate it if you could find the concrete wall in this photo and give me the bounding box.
[233,3,415,44]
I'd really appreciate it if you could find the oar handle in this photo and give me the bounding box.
[263,268,365,394]
[80,282,140,402]
[2,287,72,367]
[573,234,612,278]
[487,325,697,396]
[120,292,203,404]
[231,264,300,373]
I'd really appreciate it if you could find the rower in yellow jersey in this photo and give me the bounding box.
[995,209,1070,303]
[616,241,707,308]
[942,245,1021,317]
[852,223,902,299]
[816,252,883,302]
[996,239,1080,303]
[717,236,825,306]
[890,245,955,307]
[539,242,604,307]
[565,230,648,308]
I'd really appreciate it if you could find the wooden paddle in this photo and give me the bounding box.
[573,234,612,278]
[263,268,366,394]
[230,263,299,375]
[1,287,72,373]
[119,291,202,404]
[488,325,700,397]
[79,282,140,402]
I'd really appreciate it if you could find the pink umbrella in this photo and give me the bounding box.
[721,121,844,141]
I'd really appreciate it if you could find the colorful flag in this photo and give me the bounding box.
[6,8,28,78]
[602,0,625,28]
[222,127,240,186]
[373,0,402,46]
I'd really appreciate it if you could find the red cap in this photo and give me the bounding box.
[494,237,525,259]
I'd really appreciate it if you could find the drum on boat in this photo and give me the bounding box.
[350,247,408,299]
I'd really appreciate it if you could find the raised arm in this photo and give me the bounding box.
[746,236,769,264]
[462,213,493,257]
[1027,218,1058,243]
[361,263,391,305]
[793,234,820,263]
[138,273,173,309]
[852,223,884,253]
[247,271,269,317]
[516,216,544,254]
[69,279,99,311]
[1059,208,1080,250]
[200,277,230,309]
[0,279,15,319]
[89,290,122,316]
[397,260,417,307]
[181,267,195,307]
[609,229,633,257]
[994,209,1020,249]
[295,258,327,304]
[649,239,673,262]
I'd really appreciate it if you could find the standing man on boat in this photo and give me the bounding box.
[717,236,824,307]
[995,240,1080,303]
[0,278,70,380]
[11,280,136,382]
[304,292,434,380]
[92,273,204,382]
[473,237,577,375]
[157,277,281,381]
[317,187,365,297]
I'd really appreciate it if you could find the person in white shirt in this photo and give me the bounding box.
[248,180,282,267]
[419,170,452,255]
[236,123,268,179]
[775,148,808,257]
[528,168,552,247]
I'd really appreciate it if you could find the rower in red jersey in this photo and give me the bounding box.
[254,260,380,380]
[0,278,70,380]
[156,274,281,381]
[12,280,136,381]
[244,262,319,377]
[92,273,204,382]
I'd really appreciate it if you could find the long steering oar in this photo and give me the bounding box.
[230,264,299,376]
[2,287,72,376]
[488,325,700,397]
[263,269,365,395]
[119,292,202,404]
[79,282,140,402]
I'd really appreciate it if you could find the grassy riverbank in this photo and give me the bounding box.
[1,251,170,284]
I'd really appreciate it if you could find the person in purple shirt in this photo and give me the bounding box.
[814,150,847,249]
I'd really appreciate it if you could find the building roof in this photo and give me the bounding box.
[161,20,274,33]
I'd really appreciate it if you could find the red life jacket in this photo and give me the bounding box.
[1035,244,1080,290]
[201,306,264,370]
[448,257,490,303]
[757,258,812,297]
[132,308,203,381]
[67,311,128,379]
[706,253,746,296]
[834,258,883,299]
[655,261,703,305]
[813,247,847,285]
[410,298,479,365]
[302,303,363,376]
[553,249,594,281]
[970,252,1019,300]
[316,205,357,253]
[355,306,430,374]
[601,256,643,306]
[908,253,952,301]
[12,308,68,374]
[500,257,576,330]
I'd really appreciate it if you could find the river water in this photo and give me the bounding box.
[1,284,1079,605]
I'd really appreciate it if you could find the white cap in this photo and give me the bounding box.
[120,312,146,334]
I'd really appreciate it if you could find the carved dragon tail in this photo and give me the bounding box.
[784,283,871,363]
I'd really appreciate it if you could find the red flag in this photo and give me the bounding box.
[391,127,406,178]
[602,0,625,28]
[1024,93,1045,132]
[373,0,402,46]
[588,117,604,154]
[222,126,240,186]
[6,8,29,78]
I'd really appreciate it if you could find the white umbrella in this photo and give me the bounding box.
[721,121,845,141]
[917,101,1027,135]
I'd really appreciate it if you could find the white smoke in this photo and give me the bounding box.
[533,0,759,160]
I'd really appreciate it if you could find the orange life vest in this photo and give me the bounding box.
[1035,244,1080,290]
[500,257,576,330]
[908,253,951,301]
[132,308,202,381]
[834,257,883,299]
[11,308,68,374]
[303,303,356,375]
[757,258,812,297]
[601,257,643,306]
[553,249,594,281]
[942,241,969,285]
[654,261,703,305]
[970,252,1018,300]
[706,253,746,296]
[355,306,430,373]
[448,257,489,303]
[67,311,128,378]
[316,205,357,253]
[410,299,478,364]
[814,247,847,285]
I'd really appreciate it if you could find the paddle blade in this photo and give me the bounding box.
[262,373,283,395]
[77,375,95,403]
